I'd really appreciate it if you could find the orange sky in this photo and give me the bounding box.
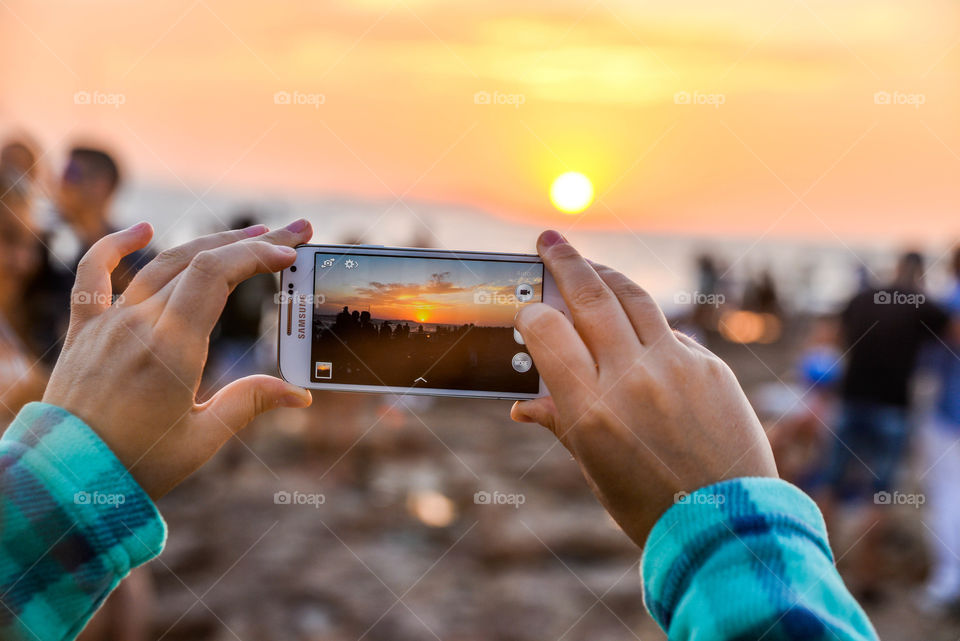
[2,0,959,241]
[313,253,542,325]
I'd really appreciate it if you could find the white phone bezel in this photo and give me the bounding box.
[276,244,569,400]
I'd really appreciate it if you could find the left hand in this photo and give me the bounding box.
[511,231,776,547]
[43,219,314,498]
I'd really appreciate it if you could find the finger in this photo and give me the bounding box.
[193,375,311,445]
[123,218,312,304]
[673,329,713,355]
[511,396,559,432]
[516,302,595,402]
[537,230,639,367]
[158,240,297,337]
[121,224,267,303]
[70,222,153,323]
[589,262,672,345]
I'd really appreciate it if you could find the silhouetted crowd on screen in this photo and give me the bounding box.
[314,305,533,392]
[328,305,475,342]
[332,306,415,341]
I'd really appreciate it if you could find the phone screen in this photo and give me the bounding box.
[309,251,543,394]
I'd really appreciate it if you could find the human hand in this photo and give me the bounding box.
[512,231,777,547]
[42,220,314,498]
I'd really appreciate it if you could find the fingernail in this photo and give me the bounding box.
[243,224,268,237]
[511,401,532,423]
[540,230,566,247]
[127,221,150,233]
[279,391,310,408]
[276,246,297,258]
[284,218,309,233]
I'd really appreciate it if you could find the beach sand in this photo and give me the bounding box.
[144,336,951,640]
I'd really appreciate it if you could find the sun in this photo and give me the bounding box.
[550,172,594,214]
[415,311,430,323]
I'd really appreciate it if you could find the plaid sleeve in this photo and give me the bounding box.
[0,402,166,641]
[642,477,878,641]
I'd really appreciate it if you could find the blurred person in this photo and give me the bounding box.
[1,138,39,186]
[1,136,64,367]
[687,252,726,339]
[0,224,881,640]
[817,251,949,598]
[0,175,47,425]
[20,231,74,366]
[57,146,154,292]
[25,146,154,365]
[742,268,782,318]
[769,317,842,491]
[1,134,55,203]
[917,245,960,613]
[1,135,56,217]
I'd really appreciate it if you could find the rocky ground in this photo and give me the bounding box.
[137,334,960,640]
[150,393,656,641]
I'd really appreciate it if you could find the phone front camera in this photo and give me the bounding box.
[290,266,297,272]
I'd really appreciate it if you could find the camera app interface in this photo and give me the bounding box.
[310,252,543,393]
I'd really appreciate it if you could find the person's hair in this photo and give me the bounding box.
[69,146,121,191]
[1,140,38,180]
[0,172,30,215]
[894,250,925,290]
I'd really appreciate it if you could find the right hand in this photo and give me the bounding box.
[42,220,314,498]
[512,230,777,548]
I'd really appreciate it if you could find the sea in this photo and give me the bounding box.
[37,181,951,317]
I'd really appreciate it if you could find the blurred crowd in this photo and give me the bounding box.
[680,244,960,616]
[3,128,960,636]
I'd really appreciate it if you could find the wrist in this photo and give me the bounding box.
[3,402,167,567]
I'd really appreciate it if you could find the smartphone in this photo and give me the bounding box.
[276,244,569,400]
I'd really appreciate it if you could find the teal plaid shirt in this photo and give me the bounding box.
[0,403,165,640]
[643,478,878,640]
[0,403,876,640]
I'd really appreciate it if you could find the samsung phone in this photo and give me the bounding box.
[276,244,569,400]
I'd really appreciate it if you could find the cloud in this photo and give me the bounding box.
[349,272,473,309]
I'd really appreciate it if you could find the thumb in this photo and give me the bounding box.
[195,375,312,440]
[511,396,559,434]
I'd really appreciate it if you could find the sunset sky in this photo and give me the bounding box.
[313,253,542,326]
[2,0,959,242]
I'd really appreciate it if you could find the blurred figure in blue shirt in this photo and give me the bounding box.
[919,246,960,612]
